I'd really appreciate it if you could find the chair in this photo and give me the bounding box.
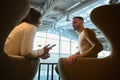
[0,0,40,80]
[58,4,120,80]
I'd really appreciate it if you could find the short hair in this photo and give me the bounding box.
[22,8,41,25]
[73,16,84,22]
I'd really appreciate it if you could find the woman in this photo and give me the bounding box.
[4,8,51,59]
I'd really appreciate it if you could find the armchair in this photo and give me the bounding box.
[58,4,120,80]
[0,0,40,80]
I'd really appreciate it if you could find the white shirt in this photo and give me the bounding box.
[4,22,44,58]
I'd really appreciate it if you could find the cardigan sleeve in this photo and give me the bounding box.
[21,23,44,58]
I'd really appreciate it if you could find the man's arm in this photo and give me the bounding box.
[79,28,103,57]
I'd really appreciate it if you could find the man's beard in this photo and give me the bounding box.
[74,27,79,30]
[74,28,77,30]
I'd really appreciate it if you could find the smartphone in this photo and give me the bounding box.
[48,44,56,48]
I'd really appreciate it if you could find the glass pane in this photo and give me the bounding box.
[47,39,59,53]
[60,40,70,54]
[47,33,59,40]
[33,37,46,50]
[71,40,79,55]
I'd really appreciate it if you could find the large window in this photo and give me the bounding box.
[33,31,78,55]
[33,30,111,60]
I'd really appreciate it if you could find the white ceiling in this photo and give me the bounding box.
[29,0,118,50]
[30,0,99,30]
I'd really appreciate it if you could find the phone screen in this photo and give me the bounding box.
[49,44,56,48]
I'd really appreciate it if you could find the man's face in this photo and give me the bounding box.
[72,18,83,30]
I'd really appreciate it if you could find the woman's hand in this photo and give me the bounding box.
[40,44,51,59]
[43,44,51,54]
[40,53,50,59]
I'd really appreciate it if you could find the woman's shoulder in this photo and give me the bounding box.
[19,22,36,29]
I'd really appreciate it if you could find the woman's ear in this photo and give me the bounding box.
[37,18,41,24]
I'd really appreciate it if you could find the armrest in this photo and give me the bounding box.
[1,51,40,79]
[58,56,111,80]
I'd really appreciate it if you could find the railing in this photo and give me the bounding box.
[38,62,60,80]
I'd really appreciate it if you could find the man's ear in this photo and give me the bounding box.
[80,20,84,25]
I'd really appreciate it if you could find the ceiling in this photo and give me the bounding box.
[30,0,100,30]
[29,0,118,50]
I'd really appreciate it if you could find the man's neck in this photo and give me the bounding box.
[77,27,85,33]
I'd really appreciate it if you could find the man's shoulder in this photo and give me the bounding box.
[84,28,92,31]
[84,28,93,32]
[84,28,95,35]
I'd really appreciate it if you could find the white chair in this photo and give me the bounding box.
[58,4,120,80]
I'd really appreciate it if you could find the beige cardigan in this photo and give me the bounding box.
[4,22,44,58]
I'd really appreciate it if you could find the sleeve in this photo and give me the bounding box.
[21,25,44,58]
[79,28,103,57]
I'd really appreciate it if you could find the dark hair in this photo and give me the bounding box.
[73,16,84,22]
[22,8,41,25]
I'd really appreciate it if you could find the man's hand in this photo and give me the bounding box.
[67,54,78,64]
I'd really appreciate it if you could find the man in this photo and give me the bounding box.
[67,16,103,64]
[55,16,103,74]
